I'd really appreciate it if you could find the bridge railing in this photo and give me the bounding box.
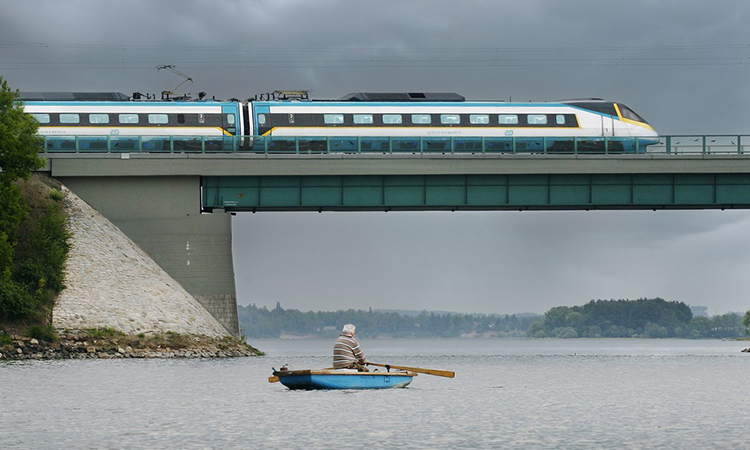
[648,135,749,155]
[37,134,750,155]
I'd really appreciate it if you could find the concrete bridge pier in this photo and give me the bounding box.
[55,175,240,337]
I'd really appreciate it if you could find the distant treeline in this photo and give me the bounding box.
[528,298,746,339]
[237,302,538,338]
[239,299,749,339]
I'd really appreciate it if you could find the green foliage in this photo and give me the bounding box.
[237,300,746,340]
[0,277,35,320]
[13,200,71,293]
[0,330,12,346]
[0,176,71,324]
[529,298,694,338]
[49,189,63,202]
[86,327,126,340]
[0,78,70,326]
[527,298,746,339]
[27,324,58,342]
[743,310,750,336]
[0,77,43,186]
[238,303,541,338]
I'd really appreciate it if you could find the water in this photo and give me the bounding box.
[2,338,748,449]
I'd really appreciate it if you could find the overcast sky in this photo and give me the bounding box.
[3,0,750,315]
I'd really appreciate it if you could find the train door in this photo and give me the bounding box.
[222,104,239,150]
[601,114,615,136]
[252,104,271,149]
[253,105,270,135]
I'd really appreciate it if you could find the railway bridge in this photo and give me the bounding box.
[40,134,750,336]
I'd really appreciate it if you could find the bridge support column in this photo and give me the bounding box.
[55,175,240,337]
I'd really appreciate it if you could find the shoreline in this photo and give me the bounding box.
[0,330,261,360]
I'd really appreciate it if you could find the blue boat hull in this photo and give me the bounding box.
[275,370,415,390]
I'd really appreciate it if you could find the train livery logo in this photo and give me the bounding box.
[505,130,514,136]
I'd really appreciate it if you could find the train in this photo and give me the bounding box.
[20,91,659,153]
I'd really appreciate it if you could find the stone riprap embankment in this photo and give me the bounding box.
[53,186,230,338]
[0,332,258,360]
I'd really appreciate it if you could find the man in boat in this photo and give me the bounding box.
[333,324,369,371]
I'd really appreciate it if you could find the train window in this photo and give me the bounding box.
[258,114,267,125]
[353,114,373,124]
[618,104,646,123]
[119,114,139,124]
[59,114,80,124]
[226,114,236,125]
[440,114,460,124]
[498,114,518,124]
[469,115,489,124]
[31,113,50,124]
[89,114,109,124]
[528,115,547,125]
[148,114,169,124]
[411,114,431,124]
[556,115,566,125]
[324,114,344,124]
[177,114,186,124]
[383,114,402,124]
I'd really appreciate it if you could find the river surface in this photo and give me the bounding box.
[2,338,748,449]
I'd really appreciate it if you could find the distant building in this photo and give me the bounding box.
[690,306,709,317]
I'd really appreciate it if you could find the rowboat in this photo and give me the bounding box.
[271,368,417,390]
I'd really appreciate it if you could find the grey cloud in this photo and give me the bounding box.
[2,0,750,314]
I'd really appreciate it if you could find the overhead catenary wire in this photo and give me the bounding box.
[1,42,749,70]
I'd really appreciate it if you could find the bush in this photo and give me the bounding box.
[49,189,63,202]
[87,327,125,340]
[0,175,71,325]
[28,324,58,342]
[0,330,12,346]
[0,278,36,321]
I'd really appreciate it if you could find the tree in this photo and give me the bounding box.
[0,77,46,322]
[0,77,43,186]
[0,76,43,280]
[743,310,750,336]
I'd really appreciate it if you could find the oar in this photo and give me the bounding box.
[367,362,455,378]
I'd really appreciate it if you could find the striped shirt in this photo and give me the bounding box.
[333,333,366,368]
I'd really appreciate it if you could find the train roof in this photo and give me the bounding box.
[20,92,131,101]
[339,92,465,102]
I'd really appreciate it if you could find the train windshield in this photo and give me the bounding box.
[617,104,647,123]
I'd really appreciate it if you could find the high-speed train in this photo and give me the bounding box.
[21,92,658,153]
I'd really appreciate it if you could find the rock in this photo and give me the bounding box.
[117,347,126,354]
[86,346,96,353]
[16,348,23,354]
[30,338,39,345]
